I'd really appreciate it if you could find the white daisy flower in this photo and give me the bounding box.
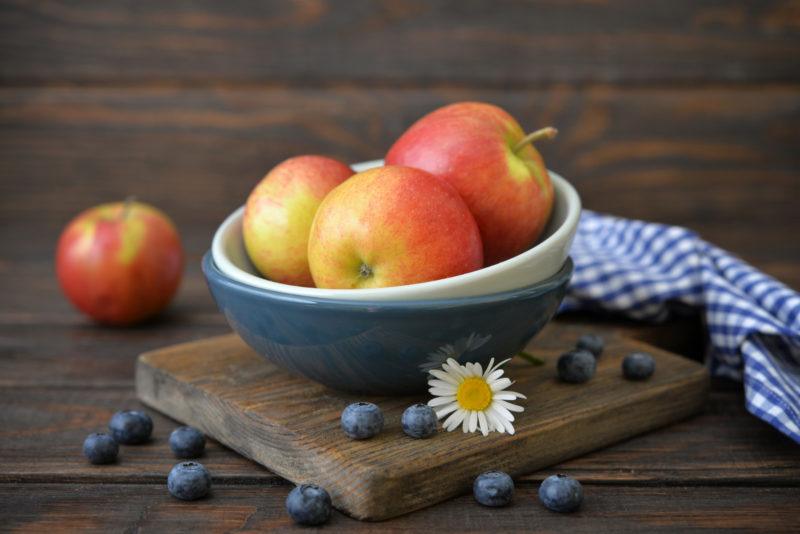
[427,357,526,436]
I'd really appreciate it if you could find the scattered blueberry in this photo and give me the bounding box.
[576,333,604,358]
[473,471,514,507]
[401,403,438,439]
[538,474,583,512]
[167,461,211,501]
[285,484,332,526]
[108,410,153,444]
[557,349,596,383]
[169,426,206,458]
[82,432,119,464]
[340,402,384,440]
[622,352,656,380]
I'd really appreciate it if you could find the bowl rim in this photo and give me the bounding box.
[204,251,573,309]
[213,162,581,299]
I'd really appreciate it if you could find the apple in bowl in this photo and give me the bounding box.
[387,102,556,265]
[212,163,580,301]
[308,165,484,289]
[218,102,579,299]
[243,155,353,287]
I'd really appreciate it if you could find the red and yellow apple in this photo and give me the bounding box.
[55,200,184,325]
[386,102,555,265]
[243,155,353,287]
[308,165,483,289]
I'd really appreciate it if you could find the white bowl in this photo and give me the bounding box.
[212,160,581,301]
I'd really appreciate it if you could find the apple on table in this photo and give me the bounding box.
[56,199,184,326]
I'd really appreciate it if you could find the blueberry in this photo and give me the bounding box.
[169,426,206,458]
[401,403,438,439]
[538,474,583,512]
[285,484,332,526]
[167,461,211,501]
[108,410,153,444]
[576,334,604,358]
[557,349,596,383]
[473,471,514,507]
[622,352,656,380]
[340,402,384,440]
[82,432,119,464]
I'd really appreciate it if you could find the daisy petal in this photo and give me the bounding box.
[491,402,516,422]
[444,359,466,378]
[468,411,478,433]
[486,358,511,377]
[443,409,466,431]
[502,418,516,435]
[485,412,496,435]
[477,411,489,436]
[435,403,459,419]
[463,362,476,376]
[490,377,513,391]
[427,379,457,391]
[428,395,456,407]
[428,370,458,385]
[486,409,505,434]
[429,387,457,396]
[496,399,525,412]
[486,369,505,383]
[488,406,515,434]
[482,358,495,377]
[493,391,526,401]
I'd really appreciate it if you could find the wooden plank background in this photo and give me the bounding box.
[1,1,799,531]
[2,2,798,288]
[2,1,800,84]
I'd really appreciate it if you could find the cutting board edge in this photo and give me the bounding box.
[337,368,709,520]
[135,345,709,521]
[135,355,322,483]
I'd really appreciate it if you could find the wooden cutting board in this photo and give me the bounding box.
[136,322,708,521]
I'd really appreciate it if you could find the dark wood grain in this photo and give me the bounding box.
[2,387,796,486]
[0,386,267,483]
[2,86,798,287]
[2,483,798,532]
[2,1,800,85]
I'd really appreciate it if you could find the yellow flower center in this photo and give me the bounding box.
[456,377,493,411]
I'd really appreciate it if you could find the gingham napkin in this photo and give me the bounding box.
[560,211,800,444]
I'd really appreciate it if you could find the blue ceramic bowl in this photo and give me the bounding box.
[203,252,573,395]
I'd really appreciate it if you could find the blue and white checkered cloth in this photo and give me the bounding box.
[561,211,800,444]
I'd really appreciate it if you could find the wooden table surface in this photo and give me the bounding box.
[1,2,799,531]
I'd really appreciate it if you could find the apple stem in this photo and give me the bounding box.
[121,196,137,220]
[512,126,558,153]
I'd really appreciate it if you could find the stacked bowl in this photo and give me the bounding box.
[204,160,581,394]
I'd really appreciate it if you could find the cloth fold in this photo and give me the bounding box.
[561,210,800,444]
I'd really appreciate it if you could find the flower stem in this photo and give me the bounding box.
[517,350,544,366]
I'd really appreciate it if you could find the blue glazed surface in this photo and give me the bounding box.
[203,252,573,395]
